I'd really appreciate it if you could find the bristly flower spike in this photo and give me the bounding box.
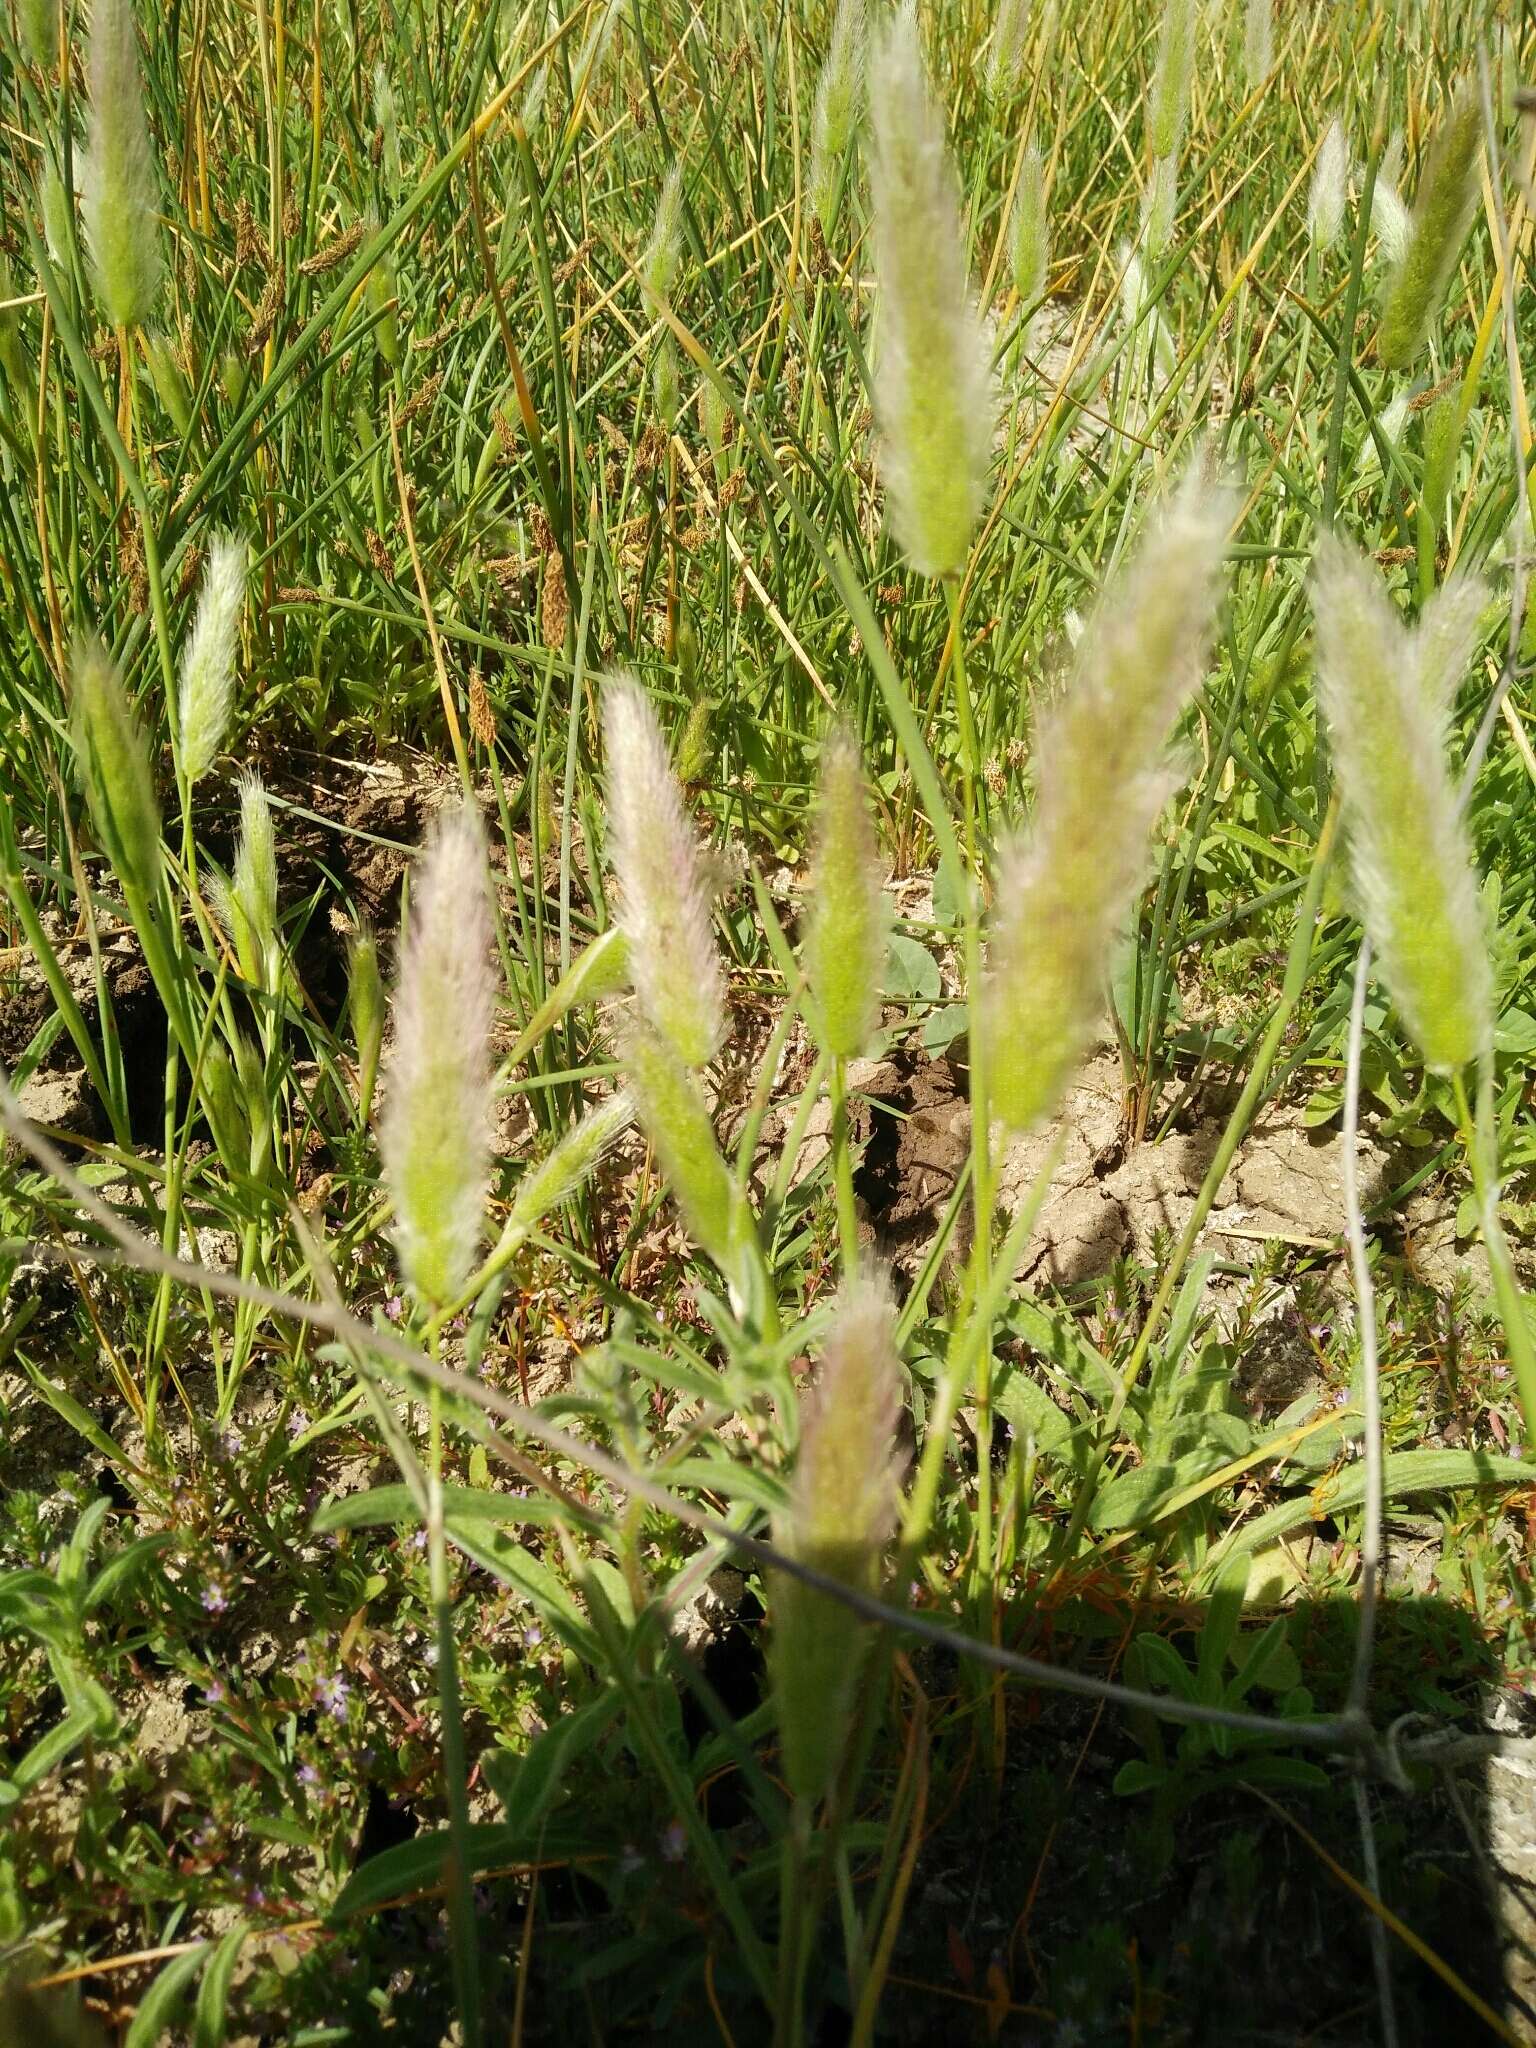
[1147,0,1196,161]
[1311,535,1492,1073]
[70,635,162,905]
[379,806,496,1308]
[1009,145,1050,306]
[804,727,888,1062]
[178,533,248,787]
[769,1271,905,1805]
[1377,86,1483,372]
[980,471,1230,1134]
[867,7,996,578]
[1308,116,1350,253]
[810,0,864,237]
[81,0,164,331]
[602,671,725,1068]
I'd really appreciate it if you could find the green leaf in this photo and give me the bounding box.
[991,1362,1073,1453]
[480,1691,621,1834]
[1113,1759,1169,1796]
[193,1923,249,2048]
[329,1819,583,1921]
[1204,1449,1536,1573]
[1090,1447,1234,1531]
[126,1945,208,2048]
[312,1483,565,1534]
[884,932,941,1006]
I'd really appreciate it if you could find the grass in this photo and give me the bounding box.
[3,0,1536,2041]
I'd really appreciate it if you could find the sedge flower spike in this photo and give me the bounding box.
[980,473,1230,1134]
[178,534,248,786]
[603,671,725,1067]
[379,806,496,1307]
[1311,535,1492,1074]
[1378,86,1483,372]
[81,0,164,332]
[810,0,864,237]
[770,1273,905,1805]
[804,728,888,1062]
[867,8,996,578]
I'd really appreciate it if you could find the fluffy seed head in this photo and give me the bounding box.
[1378,86,1483,372]
[178,533,248,786]
[70,635,162,902]
[372,61,404,194]
[985,0,1033,103]
[603,671,725,1067]
[1142,152,1178,258]
[1308,116,1350,253]
[980,471,1230,1133]
[1147,0,1196,161]
[18,0,59,70]
[770,1272,904,1804]
[1242,0,1272,88]
[507,1091,635,1241]
[215,772,278,990]
[1311,534,1492,1073]
[1009,146,1050,305]
[81,0,164,331]
[810,0,864,236]
[868,8,997,578]
[1370,133,1411,272]
[804,728,888,1062]
[379,806,496,1306]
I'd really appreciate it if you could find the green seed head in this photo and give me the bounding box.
[986,0,1033,103]
[981,471,1230,1133]
[70,635,162,903]
[641,164,685,306]
[804,727,888,1062]
[868,7,996,578]
[18,0,59,71]
[770,1273,904,1804]
[1311,533,1493,1073]
[1378,86,1482,372]
[1009,146,1050,306]
[348,924,385,1123]
[81,0,164,332]
[809,0,864,236]
[506,1091,635,1242]
[1147,0,1196,162]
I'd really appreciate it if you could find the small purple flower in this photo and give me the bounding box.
[287,1407,311,1440]
[384,1295,405,1323]
[314,1673,350,1721]
[297,1762,320,1787]
[522,1623,543,1649]
[203,1678,227,1707]
[658,1820,687,1863]
[219,1426,245,1458]
[1494,1365,1511,1383]
[202,1578,230,1615]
